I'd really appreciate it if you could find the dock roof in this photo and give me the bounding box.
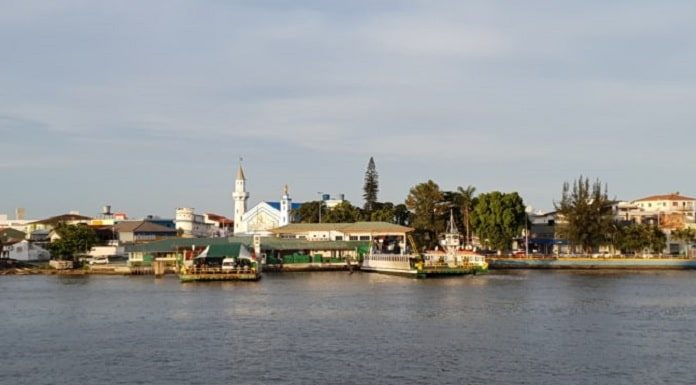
[124,236,368,254]
[270,221,414,235]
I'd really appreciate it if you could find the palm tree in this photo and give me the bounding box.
[457,185,477,246]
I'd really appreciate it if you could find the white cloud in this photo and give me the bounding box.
[359,15,506,57]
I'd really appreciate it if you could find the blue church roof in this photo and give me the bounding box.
[267,202,303,211]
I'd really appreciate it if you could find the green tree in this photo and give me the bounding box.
[393,204,411,226]
[294,201,323,223]
[363,157,379,212]
[646,225,667,255]
[47,223,99,261]
[671,228,696,256]
[612,223,666,256]
[369,202,395,222]
[405,180,445,248]
[555,176,613,253]
[457,185,477,246]
[470,191,526,252]
[367,202,412,225]
[322,201,362,223]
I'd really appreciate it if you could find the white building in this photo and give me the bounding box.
[233,165,299,236]
[175,208,213,238]
[2,240,50,261]
[632,192,696,213]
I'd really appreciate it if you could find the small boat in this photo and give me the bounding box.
[178,244,261,282]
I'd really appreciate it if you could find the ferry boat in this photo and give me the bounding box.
[361,211,488,278]
[178,244,261,282]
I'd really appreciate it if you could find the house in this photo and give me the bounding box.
[632,192,696,213]
[113,220,178,243]
[1,240,50,261]
[204,213,234,237]
[24,213,93,236]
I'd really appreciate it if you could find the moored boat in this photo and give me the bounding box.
[361,211,488,278]
[178,244,261,282]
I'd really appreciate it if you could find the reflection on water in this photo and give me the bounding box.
[1,271,696,385]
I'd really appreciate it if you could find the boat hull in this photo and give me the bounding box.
[361,255,487,278]
[179,272,261,282]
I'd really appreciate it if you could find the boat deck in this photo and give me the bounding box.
[179,267,261,282]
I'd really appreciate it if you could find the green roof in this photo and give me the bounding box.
[206,244,242,258]
[125,236,369,254]
[271,222,414,235]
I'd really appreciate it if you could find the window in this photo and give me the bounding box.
[349,236,358,241]
[359,236,370,241]
[673,202,678,206]
[335,236,343,240]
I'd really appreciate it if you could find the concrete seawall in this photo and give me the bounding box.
[488,257,696,270]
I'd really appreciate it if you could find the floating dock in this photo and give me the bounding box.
[178,267,261,282]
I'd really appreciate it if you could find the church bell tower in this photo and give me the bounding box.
[233,164,249,234]
[280,184,292,226]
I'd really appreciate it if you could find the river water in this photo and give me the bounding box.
[1,270,695,385]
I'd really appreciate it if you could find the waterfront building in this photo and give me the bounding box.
[0,239,50,261]
[529,193,696,256]
[125,236,366,266]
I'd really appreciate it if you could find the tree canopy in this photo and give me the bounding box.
[470,191,526,252]
[555,176,614,253]
[47,223,99,261]
[455,185,477,245]
[293,201,323,223]
[322,201,362,223]
[610,223,666,255]
[405,180,446,247]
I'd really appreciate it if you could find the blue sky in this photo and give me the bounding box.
[2,0,696,219]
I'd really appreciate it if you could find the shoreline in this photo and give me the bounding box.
[488,257,696,270]
[4,257,696,276]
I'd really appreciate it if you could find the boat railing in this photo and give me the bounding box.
[184,266,256,274]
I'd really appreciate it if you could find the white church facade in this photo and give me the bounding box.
[233,165,301,236]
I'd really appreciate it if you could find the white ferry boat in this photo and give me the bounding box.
[361,211,488,278]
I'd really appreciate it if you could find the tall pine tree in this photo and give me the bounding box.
[363,157,379,212]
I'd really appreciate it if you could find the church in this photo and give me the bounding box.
[232,165,302,235]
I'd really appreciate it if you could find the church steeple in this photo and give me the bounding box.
[236,165,246,181]
[280,184,292,226]
[233,163,249,234]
